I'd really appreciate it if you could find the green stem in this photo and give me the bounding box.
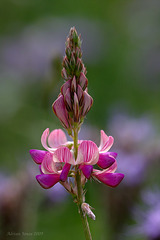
[73,127,92,240]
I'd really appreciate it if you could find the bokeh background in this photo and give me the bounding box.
[0,0,160,239]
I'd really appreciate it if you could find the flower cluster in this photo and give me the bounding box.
[30,128,124,192]
[30,27,124,231]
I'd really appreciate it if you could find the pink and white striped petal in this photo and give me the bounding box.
[76,141,99,165]
[99,130,114,153]
[30,149,48,164]
[79,165,93,179]
[53,147,75,165]
[92,171,124,187]
[52,95,70,129]
[48,129,67,148]
[41,152,57,174]
[97,153,115,169]
[60,163,71,181]
[36,174,60,189]
[41,128,52,151]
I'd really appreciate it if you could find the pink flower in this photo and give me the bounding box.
[30,129,124,189]
[77,130,124,187]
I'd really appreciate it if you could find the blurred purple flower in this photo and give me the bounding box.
[117,150,147,186]
[108,113,156,186]
[128,188,160,240]
[108,113,155,150]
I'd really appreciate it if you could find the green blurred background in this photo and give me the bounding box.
[0,0,160,239]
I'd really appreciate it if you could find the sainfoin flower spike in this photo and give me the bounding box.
[30,27,124,240]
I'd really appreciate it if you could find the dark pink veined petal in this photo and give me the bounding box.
[76,141,99,165]
[93,171,124,187]
[60,163,71,181]
[79,165,93,179]
[73,93,79,121]
[97,153,115,169]
[77,84,83,106]
[29,149,48,164]
[52,95,70,129]
[79,72,88,90]
[48,129,67,148]
[99,130,114,153]
[64,88,72,111]
[61,79,71,95]
[53,147,75,165]
[41,152,57,174]
[71,76,76,92]
[82,91,93,116]
[36,174,60,189]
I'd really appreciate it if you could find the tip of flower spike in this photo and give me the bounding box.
[68,27,81,48]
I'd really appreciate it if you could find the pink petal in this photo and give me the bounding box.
[93,171,124,187]
[79,72,88,90]
[61,80,71,95]
[99,130,114,153]
[36,174,60,189]
[41,152,57,174]
[82,91,93,116]
[52,95,70,129]
[76,141,99,165]
[48,129,67,148]
[97,152,115,169]
[79,165,93,179]
[60,163,71,181]
[29,149,47,164]
[53,147,75,165]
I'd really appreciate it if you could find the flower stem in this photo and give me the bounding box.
[73,127,92,240]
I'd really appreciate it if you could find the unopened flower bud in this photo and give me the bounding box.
[63,56,70,74]
[79,72,88,90]
[73,93,79,122]
[76,58,83,72]
[64,88,72,112]
[65,47,71,60]
[81,91,93,116]
[52,95,70,129]
[71,76,77,93]
[77,84,84,106]
[61,80,71,96]
[81,203,96,220]
[61,68,68,80]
